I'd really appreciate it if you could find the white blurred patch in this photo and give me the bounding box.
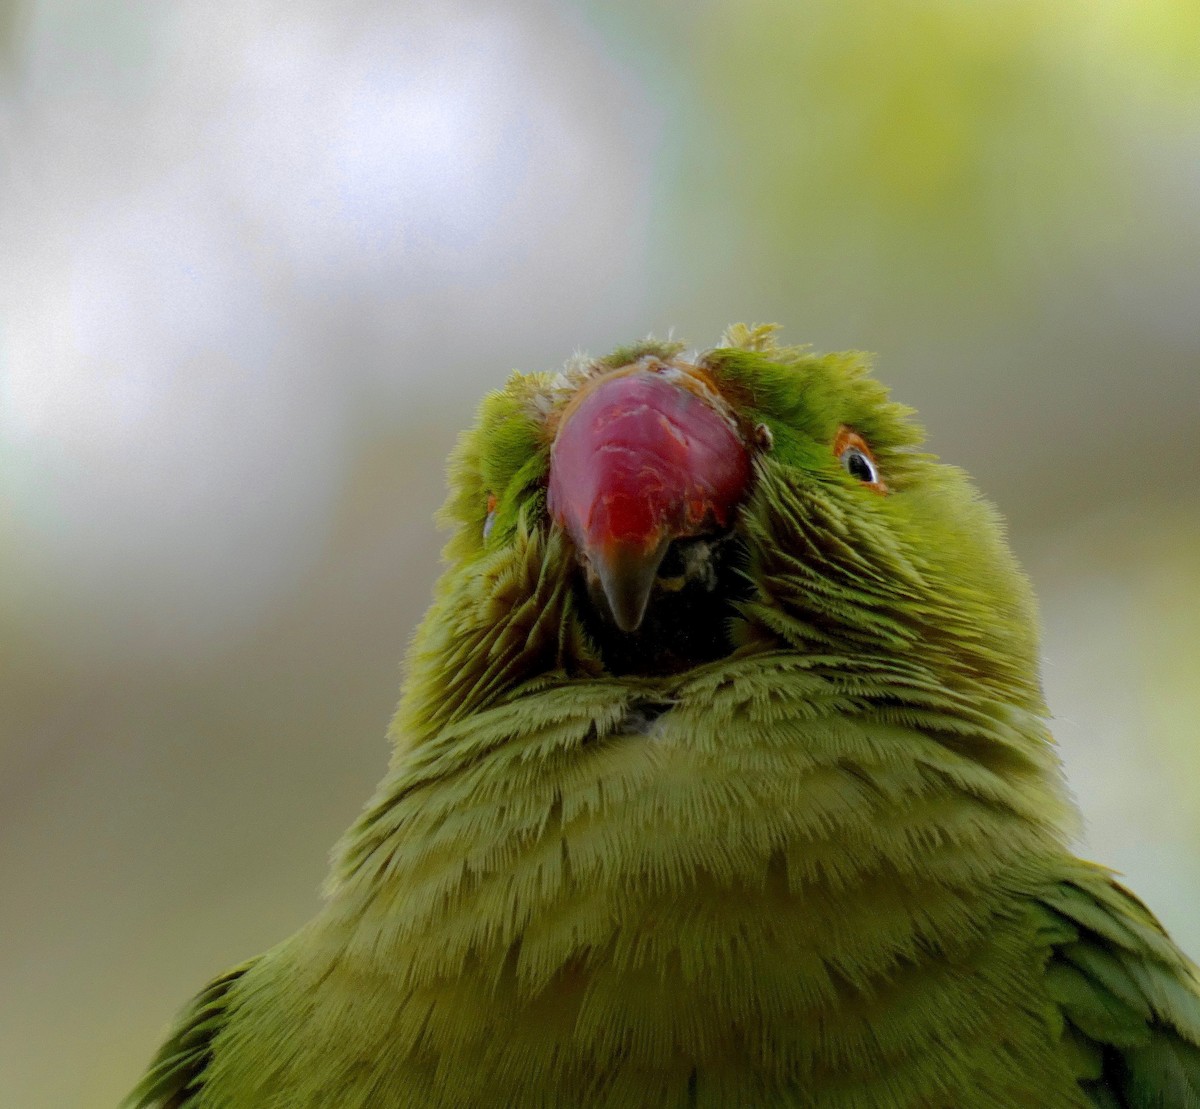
[0,179,345,665]
[0,0,659,670]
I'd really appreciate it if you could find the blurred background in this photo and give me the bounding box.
[1,0,1197,1103]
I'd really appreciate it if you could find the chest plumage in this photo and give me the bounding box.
[126,328,1200,1109]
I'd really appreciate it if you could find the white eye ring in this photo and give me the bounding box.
[482,510,497,541]
[840,446,879,485]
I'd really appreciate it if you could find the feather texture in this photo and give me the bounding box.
[126,327,1200,1107]
[1036,866,1200,1107]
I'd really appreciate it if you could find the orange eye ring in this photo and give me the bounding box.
[833,426,887,494]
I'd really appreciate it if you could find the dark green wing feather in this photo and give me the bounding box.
[1036,863,1200,1108]
[123,959,257,1109]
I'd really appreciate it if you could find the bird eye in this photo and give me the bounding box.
[833,427,886,493]
[483,493,498,540]
[842,447,876,483]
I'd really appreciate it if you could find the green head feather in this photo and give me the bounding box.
[397,323,1043,747]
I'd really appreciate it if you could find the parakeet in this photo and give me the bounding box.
[126,325,1200,1108]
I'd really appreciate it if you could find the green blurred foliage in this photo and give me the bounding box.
[579,0,1200,338]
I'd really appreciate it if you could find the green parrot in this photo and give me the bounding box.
[126,325,1200,1108]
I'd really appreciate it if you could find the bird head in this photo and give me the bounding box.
[404,325,1042,734]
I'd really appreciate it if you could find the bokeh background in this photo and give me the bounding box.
[2,1,1198,1104]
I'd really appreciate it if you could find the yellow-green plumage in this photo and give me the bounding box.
[126,326,1200,1108]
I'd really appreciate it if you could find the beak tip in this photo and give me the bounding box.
[590,537,669,635]
[608,602,647,635]
[607,588,650,634]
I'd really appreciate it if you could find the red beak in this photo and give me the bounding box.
[546,362,750,632]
